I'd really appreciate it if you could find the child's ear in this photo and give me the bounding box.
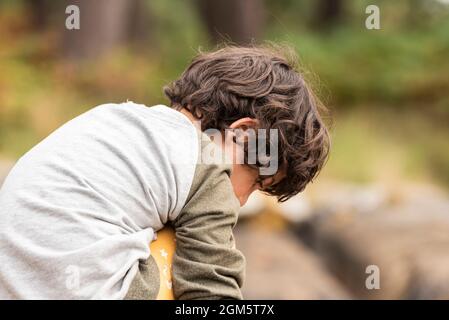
[229,117,259,131]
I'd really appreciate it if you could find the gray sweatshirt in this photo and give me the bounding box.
[0,102,244,299]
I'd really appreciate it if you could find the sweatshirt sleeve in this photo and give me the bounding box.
[171,138,246,300]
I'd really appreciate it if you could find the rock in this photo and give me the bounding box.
[307,204,449,299]
[278,194,312,223]
[240,190,314,223]
[311,182,391,217]
[234,224,351,299]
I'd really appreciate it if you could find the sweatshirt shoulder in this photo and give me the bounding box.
[90,101,194,127]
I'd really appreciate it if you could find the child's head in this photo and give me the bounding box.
[165,45,330,205]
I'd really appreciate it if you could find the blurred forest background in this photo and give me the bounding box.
[1,0,449,299]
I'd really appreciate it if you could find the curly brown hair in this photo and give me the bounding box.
[164,45,330,202]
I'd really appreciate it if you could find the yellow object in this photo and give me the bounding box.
[149,226,176,300]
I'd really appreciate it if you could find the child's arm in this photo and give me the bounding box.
[171,159,245,300]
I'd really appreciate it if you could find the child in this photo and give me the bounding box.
[0,45,330,299]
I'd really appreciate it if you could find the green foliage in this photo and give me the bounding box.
[0,0,448,189]
[268,19,449,111]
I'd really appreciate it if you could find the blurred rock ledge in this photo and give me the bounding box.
[239,182,449,299]
[234,224,352,299]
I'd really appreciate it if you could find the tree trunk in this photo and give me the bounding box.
[25,0,53,31]
[63,0,150,61]
[197,0,265,45]
[313,0,345,31]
